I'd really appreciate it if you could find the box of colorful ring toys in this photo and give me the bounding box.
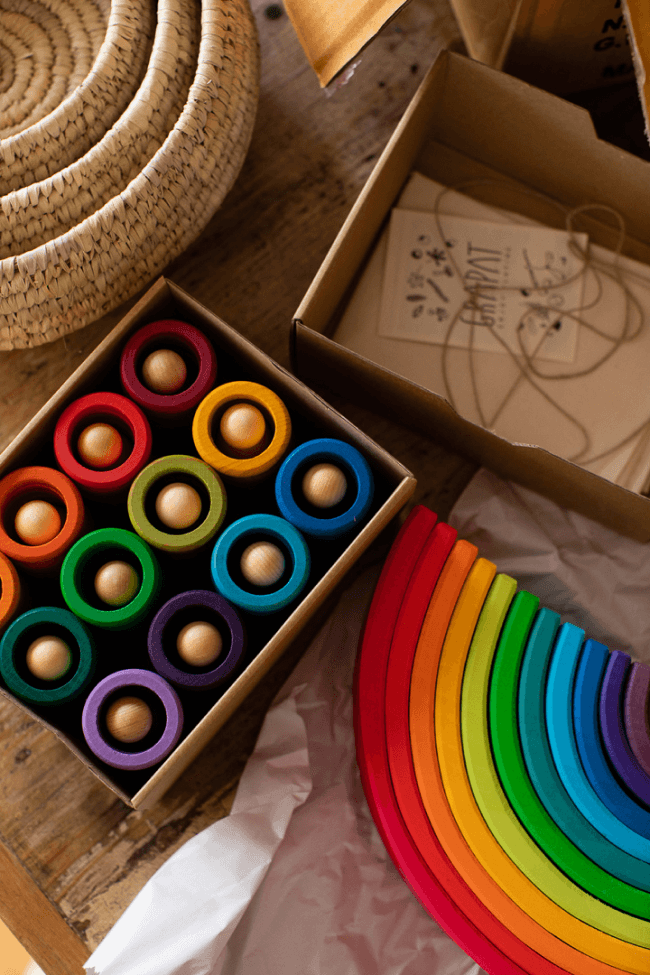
[0,277,415,809]
[292,49,650,543]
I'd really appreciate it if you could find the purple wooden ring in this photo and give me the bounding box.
[625,662,650,778]
[81,668,183,770]
[120,320,218,417]
[600,649,650,807]
[148,590,245,690]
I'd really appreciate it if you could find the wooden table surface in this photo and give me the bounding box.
[0,3,479,972]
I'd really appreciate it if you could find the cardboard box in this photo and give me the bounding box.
[292,49,650,543]
[450,0,636,94]
[0,277,415,808]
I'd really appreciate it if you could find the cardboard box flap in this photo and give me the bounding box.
[625,0,650,140]
[283,0,408,87]
[448,0,522,68]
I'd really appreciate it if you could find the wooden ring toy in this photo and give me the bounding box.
[148,590,246,690]
[490,594,650,917]
[600,650,650,808]
[573,640,650,832]
[519,609,650,890]
[81,668,183,771]
[545,626,650,861]
[625,662,650,778]
[60,528,160,630]
[0,606,95,706]
[54,392,152,494]
[274,438,374,539]
[127,455,227,554]
[460,584,650,944]
[210,514,310,615]
[192,381,291,479]
[120,320,218,417]
[0,552,20,631]
[0,466,84,569]
[357,514,608,975]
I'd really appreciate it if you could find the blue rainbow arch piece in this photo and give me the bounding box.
[545,624,650,862]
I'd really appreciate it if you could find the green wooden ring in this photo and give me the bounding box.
[60,528,161,629]
[127,455,227,554]
[0,606,95,705]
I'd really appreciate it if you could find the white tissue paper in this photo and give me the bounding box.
[86,466,650,975]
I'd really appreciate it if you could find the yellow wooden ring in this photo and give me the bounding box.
[192,382,291,479]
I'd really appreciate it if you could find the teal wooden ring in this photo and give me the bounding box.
[127,455,227,554]
[211,514,310,615]
[0,606,95,705]
[60,528,161,630]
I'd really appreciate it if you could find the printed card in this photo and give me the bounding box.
[378,210,588,363]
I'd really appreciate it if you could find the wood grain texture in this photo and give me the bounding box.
[0,1,469,971]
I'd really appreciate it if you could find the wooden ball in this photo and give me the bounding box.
[14,500,61,545]
[94,561,139,607]
[220,403,266,457]
[240,541,285,588]
[176,621,223,667]
[105,696,153,743]
[77,423,123,469]
[25,636,72,682]
[142,349,187,394]
[155,482,202,530]
[302,463,347,509]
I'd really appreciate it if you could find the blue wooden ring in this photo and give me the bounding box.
[275,438,373,539]
[600,650,650,808]
[519,608,650,890]
[545,623,650,861]
[211,514,310,615]
[0,606,95,705]
[574,639,650,832]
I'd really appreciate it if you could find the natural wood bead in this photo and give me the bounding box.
[240,541,285,588]
[220,404,266,457]
[155,482,202,530]
[302,463,347,508]
[94,561,139,607]
[105,696,153,744]
[141,349,187,394]
[25,636,72,682]
[176,621,223,667]
[77,423,123,469]
[14,500,61,545]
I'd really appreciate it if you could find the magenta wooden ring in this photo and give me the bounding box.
[54,392,152,494]
[81,668,183,770]
[147,590,246,690]
[120,320,218,417]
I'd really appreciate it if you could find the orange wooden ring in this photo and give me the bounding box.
[192,381,291,479]
[0,467,85,569]
[0,552,20,629]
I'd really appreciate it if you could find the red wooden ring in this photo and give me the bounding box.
[120,320,218,417]
[54,392,152,494]
[0,466,84,568]
[0,551,20,629]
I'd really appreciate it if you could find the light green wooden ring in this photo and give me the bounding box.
[127,455,227,554]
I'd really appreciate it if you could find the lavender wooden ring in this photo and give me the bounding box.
[625,662,650,778]
[81,668,183,770]
[148,590,245,690]
[120,320,218,418]
[600,650,650,808]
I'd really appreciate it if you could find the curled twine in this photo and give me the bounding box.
[433,181,647,468]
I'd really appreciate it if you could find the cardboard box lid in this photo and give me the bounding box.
[283,0,408,86]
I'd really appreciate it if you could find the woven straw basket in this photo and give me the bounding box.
[0,0,260,350]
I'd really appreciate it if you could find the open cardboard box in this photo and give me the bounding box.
[0,277,415,808]
[292,49,650,542]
